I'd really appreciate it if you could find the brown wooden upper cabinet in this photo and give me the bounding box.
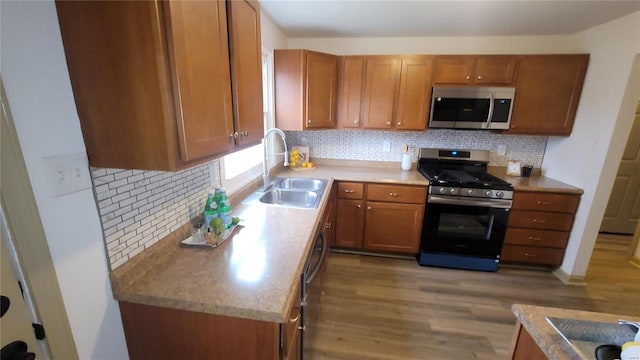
[274,49,338,130]
[434,55,516,85]
[55,0,263,171]
[338,55,433,130]
[508,54,589,136]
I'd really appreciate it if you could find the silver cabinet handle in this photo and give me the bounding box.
[289,313,300,323]
[241,130,248,136]
[537,201,551,205]
[325,222,331,229]
[528,236,542,241]
[367,206,371,210]
[465,75,471,80]
[532,219,546,223]
[307,119,312,124]
[524,253,537,257]
[386,121,391,126]
[353,119,359,125]
[344,189,354,193]
[229,132,238,139]
[356,204,361,208]
[389,192,399,197]
[477,75,483,80]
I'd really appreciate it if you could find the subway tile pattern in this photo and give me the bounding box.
[91,164,210,269]
[285,129,547,167]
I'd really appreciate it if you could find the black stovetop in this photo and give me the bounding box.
[418,160,513,191]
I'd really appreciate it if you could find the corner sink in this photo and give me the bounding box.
[259,189,319,208]
[272,177,326,191]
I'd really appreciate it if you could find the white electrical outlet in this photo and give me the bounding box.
[45,153,92,197]
[497,144,507,156]
[382,141,391,152]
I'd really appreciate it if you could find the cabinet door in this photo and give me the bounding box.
[395,57,433,130]
[305,52,338,129]
[165,1,235,161]
[509,55,589,135]
[434,56,475,84]
[363,202,424,254]
[361,57,401,129]
[227,0,264,147]
[337,57,365,128]
[335,199,364,248]
[474,56,516,84]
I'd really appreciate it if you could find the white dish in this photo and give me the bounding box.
[181,223,242,248]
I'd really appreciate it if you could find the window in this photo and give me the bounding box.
[219,49,274,194]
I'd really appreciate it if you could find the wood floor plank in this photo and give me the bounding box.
[304,235,640,359]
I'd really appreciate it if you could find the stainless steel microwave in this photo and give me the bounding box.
[429,86,516,130]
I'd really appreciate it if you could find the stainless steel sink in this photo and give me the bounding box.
[242,177,328,209]
[546,317,637,358]
[272,177,326,191]
[259,189,319,208]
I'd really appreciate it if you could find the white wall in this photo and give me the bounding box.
[544,11,640,277]
[0,1,128,358]
[261,10,288,51]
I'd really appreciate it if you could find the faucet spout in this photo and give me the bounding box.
[263,128,289,190]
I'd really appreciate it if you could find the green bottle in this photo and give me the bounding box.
[203,191,219,230]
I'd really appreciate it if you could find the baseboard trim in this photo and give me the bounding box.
[629,256,640,269]
[552,268,587,286]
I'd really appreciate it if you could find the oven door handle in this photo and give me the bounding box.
[428,195,512,209]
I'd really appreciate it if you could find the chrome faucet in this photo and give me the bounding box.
[262,128,289,190]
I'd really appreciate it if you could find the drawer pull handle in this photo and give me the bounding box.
[389,192,399,197]
[524,253,537,257]
[532,219,546,223]
[289,314,300,323]
[344,189,355,193]
[325,222,332,229]
[357,204,361,208]
[537,201,551,205]
[528,236,542,241]
[367,206,372,210]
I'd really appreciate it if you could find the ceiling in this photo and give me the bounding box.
[259,1,640,38]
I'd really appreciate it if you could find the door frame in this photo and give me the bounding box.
[1,78,78,359]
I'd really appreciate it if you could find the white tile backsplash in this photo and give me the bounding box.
[285,129,547,167]
[91,163,210,269]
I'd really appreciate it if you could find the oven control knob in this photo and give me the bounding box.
[495,191,504,198]
[484,190,492,197]
[467,189,474,196]
[449,188,458,195]
[438,187,446,194]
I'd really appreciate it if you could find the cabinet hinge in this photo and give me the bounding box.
[32,323,46,340]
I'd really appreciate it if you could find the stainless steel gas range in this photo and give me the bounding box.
[417,148,514,272]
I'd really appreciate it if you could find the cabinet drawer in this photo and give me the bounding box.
[367,184,426,204]
[512,192,580,213]
[338,182,364,199]
[504,228,569,249]
[508,210,574,231]
[282,284,301,359]
[501,244,565,266]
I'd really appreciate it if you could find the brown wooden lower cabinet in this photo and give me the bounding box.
[119,281,301,359]
[509,321,548,360]
[333,182,426,254]
[501,190,580,267]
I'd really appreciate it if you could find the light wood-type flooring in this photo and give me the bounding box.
[304,234,639,359]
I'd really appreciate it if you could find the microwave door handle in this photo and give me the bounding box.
[484,93,495,129]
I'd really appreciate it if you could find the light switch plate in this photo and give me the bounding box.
[45,153,92,197]
[382,141,391,152]
[497,144,507,156]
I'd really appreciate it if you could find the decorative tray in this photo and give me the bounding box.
[181,223,242,248]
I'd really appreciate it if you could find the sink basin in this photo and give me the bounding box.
[546,317,637,358]
[259,189,319,208]
[272,177,325,191]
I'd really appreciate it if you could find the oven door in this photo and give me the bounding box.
[421,196,511,259]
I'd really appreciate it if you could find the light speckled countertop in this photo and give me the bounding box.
[109,160,582,325]
[488,167,584,194]
[512,304,639,359]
